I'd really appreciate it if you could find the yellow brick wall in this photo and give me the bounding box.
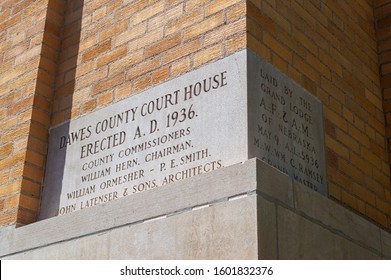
[0,0,64,226]
[1,0,391,230]
[51,0,246,125]
[248,0,391,228]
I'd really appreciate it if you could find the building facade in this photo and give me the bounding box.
[1,0,391,258]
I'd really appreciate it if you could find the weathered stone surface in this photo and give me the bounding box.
[5,197,258,260]
[257,195,278,259]
[277,206,380,259]
[1,159,259,258]
[293,181,381,251]
[256,160,293,207]
[381,229,391,259]
[1,159,389,260]
[248,50,326,195]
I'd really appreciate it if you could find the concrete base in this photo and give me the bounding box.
[1,159,390,259]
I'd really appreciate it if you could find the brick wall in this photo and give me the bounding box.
[1,0,391,230]
[247,0,391,228]
[377,1,391,176]
[0,0,64,226]
[52,0,246,125]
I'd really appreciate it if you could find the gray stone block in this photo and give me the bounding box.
[381,229,391,259]
[277,206,380,259]
[256,160,293,207]
[293,181,381,252]
[257,195,278,259]
[5,196,258,260]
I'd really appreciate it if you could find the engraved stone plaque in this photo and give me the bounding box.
[40,50,327,219]
[248,51,327,195]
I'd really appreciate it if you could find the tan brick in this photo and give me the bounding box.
[74,61,94,80]
[205,0,241,17]
[194,44,223,68]
[148,3,184,31]
[26,136,47,155]
[25,150,44,168]
[264,32,293,63]
[145,33,181,58]
[0,209,17,226]
[19,194,40,211]
[0,13,21,31]
[353,183,376,206]
[335,128,359,152]
[293,55,321,83]
[5,194,20,209]
[117,0,148,21]
[82,39,112,62]
[325,134,350,160]
[92,6,107,22]
[80,99,97,113]
[0,170,10,186]
[129,27,164,52]
[366,204,388,228]
[204,17,246,46]
[130,1,165,25]
[226,1,246,22]
[77,65,108,89]
[109,49,144,75]
[127,57,161,80]
[167,0,183,8]
[133,75,151,93]
[185,0,209,12]
[247,2,276,34]
[14,45,42,65]
[1,123,30,143]
[3,41,29,61]
[328,182,341,201]
[376,198,391,218]
[350,153,373,176]
[171,57,190,77]
[115,83,132,101]
[85,0,111,14]
[184,13,224,41]
[20,179,41,198]
[348,124,370,148]
[78,36,96,53]
[226,32,246,55]
[166,9,203,35]
[163,39,202,64]
[99,19,128,42]
[97,90,114,107]
[16,208,37,226]
[341,190,358,209]
[247,34,271,61]
[0,64,27,85]
[114,22,147,47]
[97,45,128,68]
[22,162,43,183]
[152,67,170,85]
[323,107,348,131]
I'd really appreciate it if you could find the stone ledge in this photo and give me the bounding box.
[1,158,390,259]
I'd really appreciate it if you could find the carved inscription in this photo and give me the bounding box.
[41,55,248,219]
[56,72,228,215]
[251,59,327,194]
[40,50,326,219]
